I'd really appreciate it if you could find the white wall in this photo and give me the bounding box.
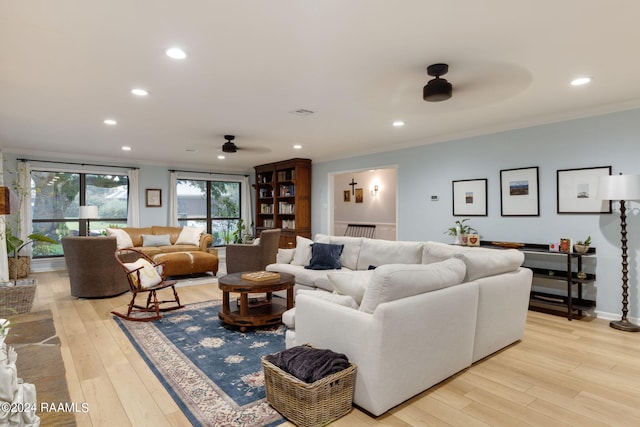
[312,108,640,321]
[332,167,397,239]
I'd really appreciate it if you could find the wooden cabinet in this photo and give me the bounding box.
[254,158,311,248]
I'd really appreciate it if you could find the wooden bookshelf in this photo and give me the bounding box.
[254,158,311,248]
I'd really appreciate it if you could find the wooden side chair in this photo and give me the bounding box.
[344,224,376,239]
[113,248,183,321]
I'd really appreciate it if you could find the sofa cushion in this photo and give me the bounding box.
[142,234,171,247]
[266,263,350,289]
[454,249,524,282]
[315,234,362,270]
[151,226,183,244]
[422,241,476,264]
[276,248,296,264]
[297,289,359,309]
[305,243,344,270]
[356,239,424,270]
[359,259,466,314]
[328,270,374,305]
[291,236,314,266]
[106,227,134,249]
[175,226,204,246]
[121,227,153,247]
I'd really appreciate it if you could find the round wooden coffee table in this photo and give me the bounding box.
[218,272,295,332]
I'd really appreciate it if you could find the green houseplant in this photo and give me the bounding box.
[573,236,591,254]
[444,218,477,245]
[5,230,56,280]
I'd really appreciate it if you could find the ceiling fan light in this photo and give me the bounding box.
[423,78,452,102]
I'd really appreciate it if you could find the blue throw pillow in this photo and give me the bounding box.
[142,234,171,247]
[305,243,344,270]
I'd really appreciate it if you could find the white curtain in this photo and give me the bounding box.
[17,162,32,256]
[0,151,8,282]
[127,168,140,227]
[169,171,178,226]
[241,175,253,235]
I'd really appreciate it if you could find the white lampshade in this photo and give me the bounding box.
[78,205,99,219]
[598,175,640,201]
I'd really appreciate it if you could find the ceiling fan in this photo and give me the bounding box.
[222,135,240,153]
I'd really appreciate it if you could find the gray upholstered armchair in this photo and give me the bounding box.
[62,236,130,298]
[225,228,281,274]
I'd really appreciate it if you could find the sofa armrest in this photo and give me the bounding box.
[199,233,213,251]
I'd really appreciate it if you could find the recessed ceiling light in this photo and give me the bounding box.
[571,77,591,86]
[131,88,149,96]
[166,47,187,59]
[121,146,131,151]
[393,121,405,127]
[103,119,117,125]
[293,144,302,149]
[217,155,226,160]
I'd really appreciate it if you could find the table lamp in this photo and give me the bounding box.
[598,173,640,332]
[79,205,98,236]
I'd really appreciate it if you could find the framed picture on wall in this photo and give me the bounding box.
[343,190,351,202]
[557,166,612,213]
[500,166,539,216]
[146,188,162,207]
[355,188,363,203]
[452,178,488,216]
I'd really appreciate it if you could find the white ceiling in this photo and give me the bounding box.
[2,1,640,173]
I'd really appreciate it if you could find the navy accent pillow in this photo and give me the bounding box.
[305,243,344,270]
[368,265,377,270]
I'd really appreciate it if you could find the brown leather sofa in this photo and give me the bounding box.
[119,226,213,256]
[62,236,130,298]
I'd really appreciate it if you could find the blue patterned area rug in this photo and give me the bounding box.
[115,300,285,427]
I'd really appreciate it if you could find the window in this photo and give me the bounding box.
[31,171,128,257]
[176,179,242,246]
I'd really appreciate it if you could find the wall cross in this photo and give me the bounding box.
[348,178,358,195]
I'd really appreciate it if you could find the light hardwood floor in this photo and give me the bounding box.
[31,269,640,427]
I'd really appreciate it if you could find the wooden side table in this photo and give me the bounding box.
[218,272,294,331]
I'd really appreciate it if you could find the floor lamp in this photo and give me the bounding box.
[79,205,98,237]
[598,173,640,332]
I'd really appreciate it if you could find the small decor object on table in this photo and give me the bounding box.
[573,236,591,254]
[241,271,281,282]
[559,238,572,253]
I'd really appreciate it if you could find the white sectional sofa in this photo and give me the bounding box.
[266,234,533,416]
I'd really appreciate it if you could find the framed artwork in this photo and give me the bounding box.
[500,166,539,216]
[343,190,351,202]
[146,188,162,207]
[557,166,612,213]
[355,188,364,203]
[452,178,488,216]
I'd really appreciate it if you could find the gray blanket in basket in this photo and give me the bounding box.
[265,346,350,383]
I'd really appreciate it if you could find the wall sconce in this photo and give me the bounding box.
[371,185,379,197]
[79,205,99,236]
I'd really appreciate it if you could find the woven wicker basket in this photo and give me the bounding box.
[0,282,37,315]
[262,354,356,427]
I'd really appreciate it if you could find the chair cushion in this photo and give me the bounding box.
[123,258,163,289]
[106,227,134,249]
[305,243,344,270]
[175,226,204,246]
[359,259,466,314]
[142,234,171,247]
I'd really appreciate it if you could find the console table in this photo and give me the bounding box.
[481,241,596,320]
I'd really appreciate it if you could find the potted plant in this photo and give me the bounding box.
[5,229,56,280]
[444,219,477,245]
[573,236,591,254]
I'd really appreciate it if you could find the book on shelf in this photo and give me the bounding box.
[281,219,295,229]
[278,202,295,214]
[260,203,273,214]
